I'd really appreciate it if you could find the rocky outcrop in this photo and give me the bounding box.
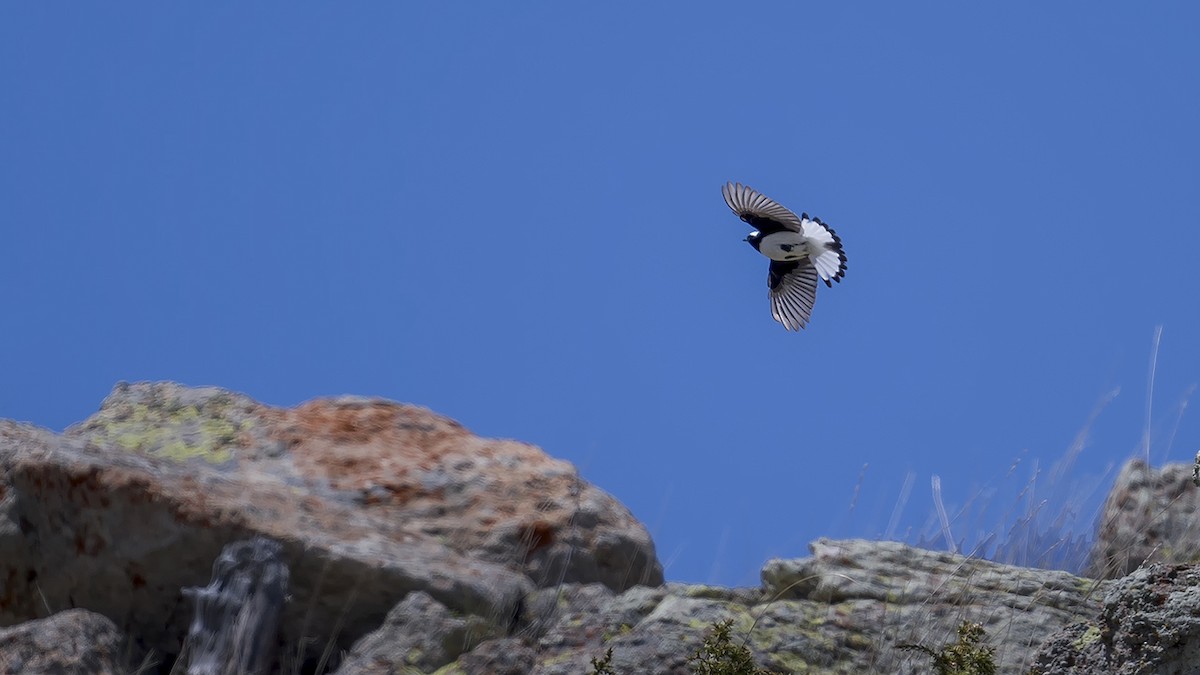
[1030,563,1200,675]
[431,538,1104,675]
[0,381,661,671]
[7,380,1196,674]
[0,534,1113,674]
[757,539,1107,674]
[1088,459,1200,580]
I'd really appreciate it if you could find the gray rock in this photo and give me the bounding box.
[756,538,1107,674]
[455,637,538,675]
[182,537,289,675]
[1030,564,1200,675]
[335,591,503,674]
[0,609,126,675]
[432,539,1106,674]
[1089,459,1200,580]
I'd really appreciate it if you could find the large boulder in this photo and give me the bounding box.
[0,381,661,669]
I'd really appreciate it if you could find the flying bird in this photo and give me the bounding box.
[722,182,847,330]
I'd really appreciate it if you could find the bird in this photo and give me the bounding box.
[722,182,847,330]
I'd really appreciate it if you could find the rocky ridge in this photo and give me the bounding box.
[0,381,1197,674]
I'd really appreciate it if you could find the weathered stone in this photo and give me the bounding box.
[5,381,1164,674]
[335,591,503,674]
[1088,459,1200,580]
[182,537,288,675]
[432,539,1109,674]
[1030,563,1200,675]
[0,381,663,668]
[0,609,126,674]
[757,538,1107,674]
[454,637,539,675]
[67,381,663,591]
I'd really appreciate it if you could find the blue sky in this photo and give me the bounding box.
[2,4,1197,585]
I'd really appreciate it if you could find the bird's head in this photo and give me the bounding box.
[744,232,761,250]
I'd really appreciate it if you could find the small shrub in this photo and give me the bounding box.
[688,619,773,675]
[589,646,616,675]
[898,621,996,675]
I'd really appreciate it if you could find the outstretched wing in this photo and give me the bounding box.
[768,259,819,331]
[722,182,803,234]
[800,215,848,287]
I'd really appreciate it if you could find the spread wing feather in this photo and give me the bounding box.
[768,260,818,331]
[722,182,803,234]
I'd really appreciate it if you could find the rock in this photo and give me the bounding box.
[182,537,289,675]
[1088,459,1200,580]
[756,538,1107,674]
[433,539,1106,675]
[454,637,538,675]
[68,381,662,591]
[0,609,126,674]
[335,591,503,674]
[1,381,1135,674]
[0,381,660,669]
[1030,563,1200,675]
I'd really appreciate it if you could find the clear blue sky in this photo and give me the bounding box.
[3,4,1197,585]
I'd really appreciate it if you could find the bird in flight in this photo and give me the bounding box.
[722,182,847,330]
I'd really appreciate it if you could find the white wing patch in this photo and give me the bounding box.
[801,216,847,286]
[770,262,818,331]
[722,182,803,230]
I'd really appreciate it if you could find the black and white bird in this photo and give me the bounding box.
[722,182,847,331]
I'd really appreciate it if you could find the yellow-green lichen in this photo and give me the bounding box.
[1073,625,1102,650]
[684,585,735,600]
[602,623,633,643]
[537,652,576,668]
[766,650,811,673]
[82,398,250,464]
